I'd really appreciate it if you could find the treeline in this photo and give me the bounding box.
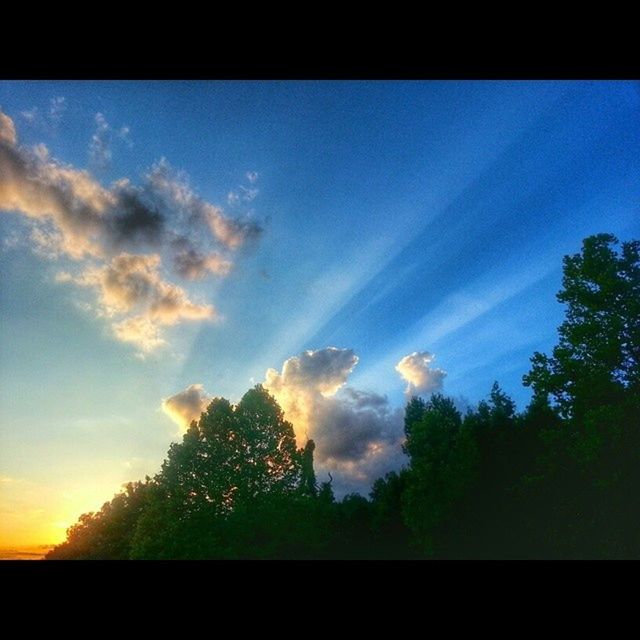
[47,234,640,559]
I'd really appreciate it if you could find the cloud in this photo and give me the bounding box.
[239,186,258,202]
[49,97,66,124]
[0,109,261,353]
[113,315,166,353]
[0,131,109,259]
[263,347,405,495]
[0,112,17,145]
[395,351,447,397]
[147,159,262,249]
[58,252,217,351]
[20,108,39,124]
[89,112,112,170]
[173,246,232,280]
[117,125,132,147]
[89,113,132,171]
[19,98,66,132]
[1,110,259,262]
[162,384,211,431]
[227,172,260,206]
[265,347,359,398]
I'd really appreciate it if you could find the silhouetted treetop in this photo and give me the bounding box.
[524,233,640,420]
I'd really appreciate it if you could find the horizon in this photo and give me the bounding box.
[1,80,639,552]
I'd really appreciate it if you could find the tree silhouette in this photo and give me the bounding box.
[46,233,640,560]
[402,394,478,555]
[524,233,640,420]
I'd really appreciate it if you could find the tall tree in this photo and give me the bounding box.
[130,385,304,558]
[524,233,640,420]
[402,394,478,555]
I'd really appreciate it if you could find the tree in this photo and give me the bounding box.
[46,479,152,560]
[401,394,478,555]
[524,233,640,420]
[523,233,640,558]
[130,385,304,558]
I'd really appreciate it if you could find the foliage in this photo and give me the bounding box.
[47,233,640,560]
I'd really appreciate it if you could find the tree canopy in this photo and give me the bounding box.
[47,233,640,560]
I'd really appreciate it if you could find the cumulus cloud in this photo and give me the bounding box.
[265,347,359,399]
[162,384,211,432]
[395,351,447,397]
[264,347,405,494]
[0,109,261,353]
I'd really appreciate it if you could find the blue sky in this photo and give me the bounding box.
[1,80,639,545]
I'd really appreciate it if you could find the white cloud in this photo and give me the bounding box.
[395,351,446,397]
[89,112,112,170]
[0,111,17,145]
[20,107,39,124]
[239,186,258,202]
[49,97,67,124]
[162,384,211,432]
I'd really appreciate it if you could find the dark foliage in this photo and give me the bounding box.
[47,234,640,560]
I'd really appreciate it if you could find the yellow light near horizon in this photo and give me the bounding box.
[0,478,129,551]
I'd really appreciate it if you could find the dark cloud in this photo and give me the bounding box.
[106,188,165,250]
[314,388,403,463]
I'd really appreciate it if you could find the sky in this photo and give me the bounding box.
[1,80,639,548]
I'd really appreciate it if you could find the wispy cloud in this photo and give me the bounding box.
[49,97,66,124]
[227,170,260,206]
[19,97,67,132]
[89,112,133,171]
[89,112,112,170]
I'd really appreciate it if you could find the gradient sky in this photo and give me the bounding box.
[1,80,639,548]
